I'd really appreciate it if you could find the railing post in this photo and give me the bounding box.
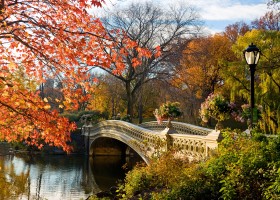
[82,124,93,155]
[205,130,221,157]
[161,120,177,151]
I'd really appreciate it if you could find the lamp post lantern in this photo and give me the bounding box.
[243,43,260,128]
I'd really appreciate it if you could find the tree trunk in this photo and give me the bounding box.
[111,98,116,117]
[138,87,143,124]
[126,81,133,122]
[138,101,143,124]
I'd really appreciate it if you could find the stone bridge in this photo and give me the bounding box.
[82,120,221,164]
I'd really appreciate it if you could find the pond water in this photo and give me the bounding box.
[0,145,141,200]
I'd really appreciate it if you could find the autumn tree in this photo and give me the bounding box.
[175,34,236,97]
[87,73,126,117]
[268,0,280,10]
[251,11,280,31]
[0,0,150,151]
[90,73,176,122]
[173,34,236,122]
[223,21,250,43]
[95,1,202,122]
[39,78,64,112]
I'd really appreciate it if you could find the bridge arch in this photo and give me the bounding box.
[88,129,150,164]
[90,137,127,156]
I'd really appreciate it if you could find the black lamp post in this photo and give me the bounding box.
[243,43,260,128]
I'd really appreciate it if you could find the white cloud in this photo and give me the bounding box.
[199,3,269,21]
[99,0,269,20]
[202,26,223,35]
[90,0,270,34]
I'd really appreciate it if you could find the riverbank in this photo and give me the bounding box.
[0,142,13,155]
[0,129,85,155]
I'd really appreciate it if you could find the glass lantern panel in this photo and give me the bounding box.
[254,51,260,64]
[245,51,255,65]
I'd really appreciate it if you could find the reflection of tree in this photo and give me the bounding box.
[15,154,100,198]
[0,155,29,199]
[0,152,142,199]
[80,157,100,194]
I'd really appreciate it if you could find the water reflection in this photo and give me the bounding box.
[0,155,29,200]
[90,156,127,191]
[0,152,142,200]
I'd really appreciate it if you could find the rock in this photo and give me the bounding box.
[96,191,113,198]
[110,186,118,195]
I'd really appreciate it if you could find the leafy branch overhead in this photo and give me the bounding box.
[0,0,152,152]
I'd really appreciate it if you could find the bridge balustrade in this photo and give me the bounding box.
[82,120,221,164]
[139,121,212,135]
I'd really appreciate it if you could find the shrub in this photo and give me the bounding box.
[203,130,280,199]
[200,93,233,124]
[153,102,182,124]
[61,110,108,127]
[118,150,189,199]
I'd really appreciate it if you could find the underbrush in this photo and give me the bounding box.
[117,129,280,200]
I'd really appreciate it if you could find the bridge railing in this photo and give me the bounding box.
[165,129,221,160]
[139,121,213,136]
[82,120,166,145]
[82,120,221,163]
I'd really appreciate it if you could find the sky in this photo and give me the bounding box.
[93,0,270,34]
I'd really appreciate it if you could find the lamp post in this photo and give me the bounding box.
[243,43,260,128]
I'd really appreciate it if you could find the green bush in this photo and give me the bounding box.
[118,150,191,199]
[61,110,109,127]
[217,131,280,199]
[118,164,154,199]
[61,112,80,122]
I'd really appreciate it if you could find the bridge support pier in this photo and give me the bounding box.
[82,125,92,155]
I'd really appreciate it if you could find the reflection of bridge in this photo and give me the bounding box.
[82,120,221,164]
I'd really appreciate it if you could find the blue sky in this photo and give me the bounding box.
[93,0,270,34]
